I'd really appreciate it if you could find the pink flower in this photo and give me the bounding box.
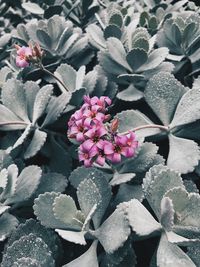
[84,124,107,146]
[106,132,138,163]
[83,96,112,111]
[83,106,106,127]
[78,140,98,167]
[16,46,33,68]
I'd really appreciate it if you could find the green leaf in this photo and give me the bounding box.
[0,105,26,131]
[35,172,67,196]
[120,142,160,173]
[2,79,30,123]
[132,37,149,52]
[77,178,101,218]
[33,192,67,229]
[144,72,187,125]
[137,48,169,72]
[0,164,18,201]
[32,85,53,124]
[5,165,42,205]
[86,24,106,50]
[110,172,135,186]
[170,88,200,128]
[165,187,200,228]
[143,165,184,217]
[114,110,161,138]
[0,213,18,241]
[187,244,200,267]
[63,241,98,267]
[1,234,54,267]
[160,197,175,232]
[53,194,79,227]
[22,2,44,14]
[36,29,52,49]
[126,48,148,71]
[12,124,32,150]
[93,203,130,254]
[127,199,161,236]
[167,134,200,174]
[12,257,41,267]
[55,229,86,245]
[0,151,13,170]
[116,84,144,102]
[114,184,144,205]
[106,38,131,70]
[42,93,71,127]
[24,129,47,159]
[157,233,196,267]
[104,25,122,39]
[109,12,123,28]
[54,64,76,92]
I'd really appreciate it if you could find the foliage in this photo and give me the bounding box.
[0,0,200,267]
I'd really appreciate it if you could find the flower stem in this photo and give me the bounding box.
[0,121,28,127]
[122,124,169,135]
[39,63,69,92]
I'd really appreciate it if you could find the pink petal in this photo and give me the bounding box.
[84,159,93,167]
[82,139,94,151]
[111,153,121,163]
[76,132,85,142]
[16,57,29,68]
[96,155,105,166]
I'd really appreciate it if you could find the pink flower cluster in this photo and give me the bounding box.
[15,43,44,68]
[68,96,138,167]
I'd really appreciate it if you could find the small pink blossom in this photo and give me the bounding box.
[78,140,98,167]
[16,46,33,68]
[83,95,111,111]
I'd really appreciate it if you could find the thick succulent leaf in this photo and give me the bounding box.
[69,167,111,228]
[32,85,53,124]
[55,229,86,245]
[143,165,184,217]
[165,187,200,228]
[109,172,135,186]
[114,110,161,138]
[24,81,40,121]
[6,219,61,262]
[24,129,47,159]
[170,87,200,128]
[35,172,67,196]
[54,64,77,92]
[22,2,44,14]
[167,134,200,174]
[5,165,42,205]
[127,199,161,237]
[144,72,187,125]
[166,231,199,246]
[116,84,144,102]
[160,197,175,232]
[53,194,80,228]
[93,203,130,254]
[63,241,98,267]
[1,164,18,201]
[77,178,101,218]
[12,124,32,150]
[0,213,18,241]
[0,151,13,171]
[2,79,30,123]
[126,48,148,71]
[42,93,71,127]
[0,168,8,191]
[12,257,41,267]
[120,142,159,174]
[0,105,27,131]
[104,24,122,39]
[114,184,144,205]
[187,244,200,267]
[106,38,131,70]
[86,24,106,50]
[33,192,67,229]
[157,233,196,267]
[1,234,55,267]
[0,204,10,216]
[137,47,169,72]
